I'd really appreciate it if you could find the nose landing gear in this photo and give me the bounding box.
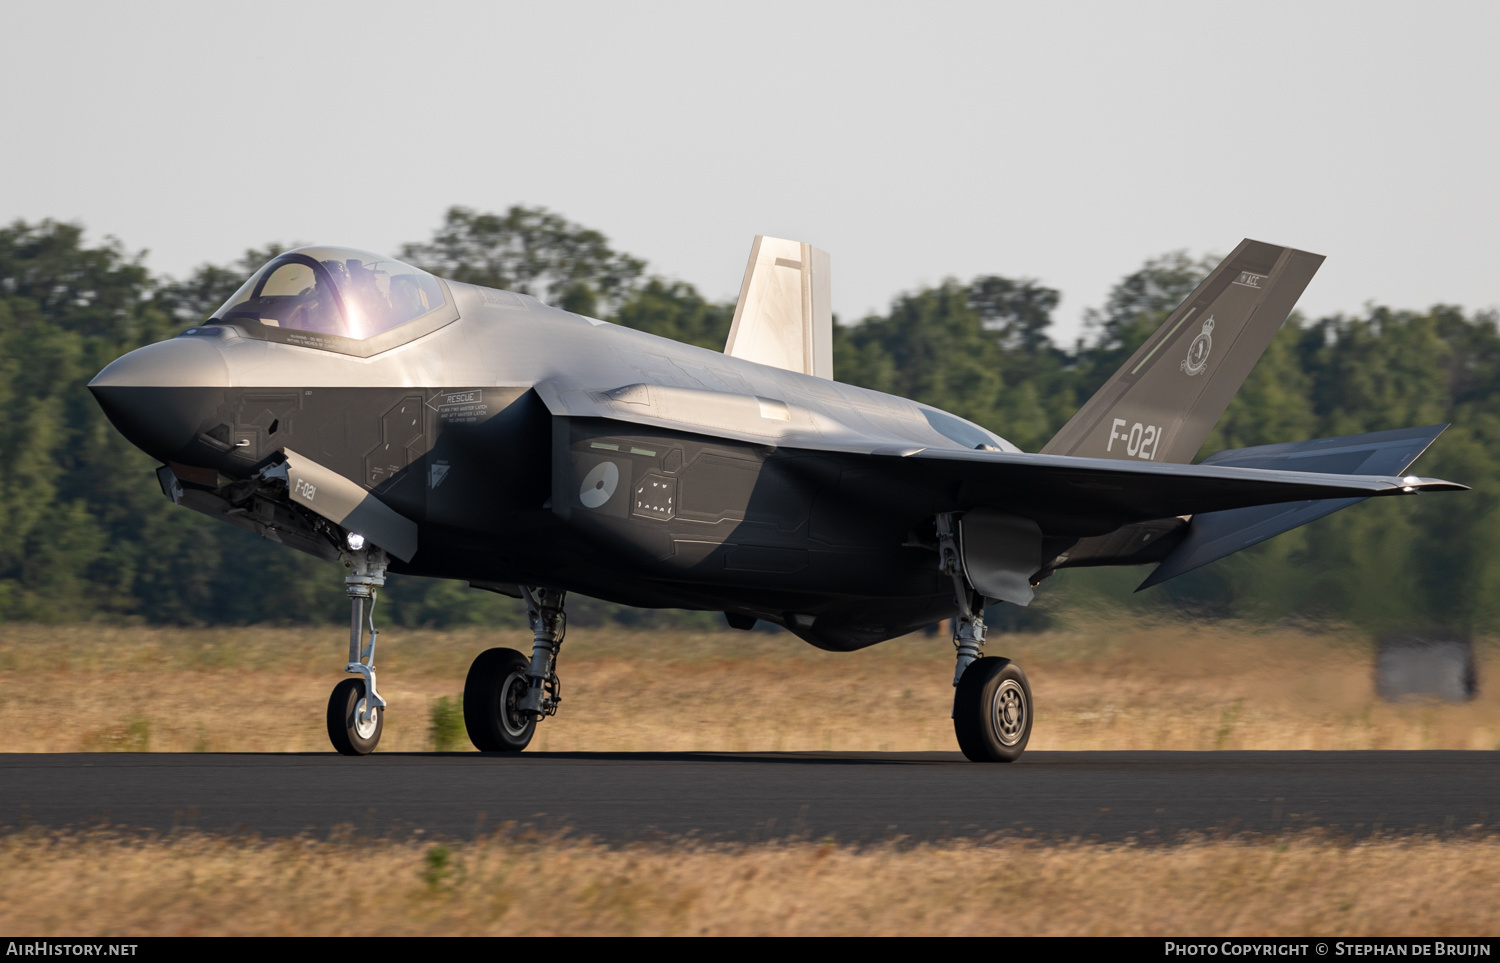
[327,676,383,755]
[327,547,389,755]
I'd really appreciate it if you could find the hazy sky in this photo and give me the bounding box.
[3,1,1496,342]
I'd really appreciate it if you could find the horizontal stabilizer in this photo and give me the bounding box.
[1136,425,1449,590]
[724,236,832,379]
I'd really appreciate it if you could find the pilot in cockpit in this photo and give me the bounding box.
[279,266,342,334]
[211,247,448,346]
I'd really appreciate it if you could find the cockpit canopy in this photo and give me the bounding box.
[207,247,458,356]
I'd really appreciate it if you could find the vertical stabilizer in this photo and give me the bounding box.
[1041,239,1324,463]
[724,236,833,379]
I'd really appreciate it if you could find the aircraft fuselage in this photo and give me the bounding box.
[92,279,1011,648]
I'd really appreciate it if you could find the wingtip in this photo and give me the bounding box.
[1400,477,1469,492]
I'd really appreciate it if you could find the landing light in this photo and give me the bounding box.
[346,532,367,552]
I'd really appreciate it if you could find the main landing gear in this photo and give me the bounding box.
[463,587,565,752]
[322,560,569,756]
[327,547,389,755]
[936,514,1033,762]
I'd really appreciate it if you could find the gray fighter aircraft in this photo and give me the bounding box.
[88,236,1463,761]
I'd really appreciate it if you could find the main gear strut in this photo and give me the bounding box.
[936,511,1034,762]
[520,586,566,718]
[936,513,986,686]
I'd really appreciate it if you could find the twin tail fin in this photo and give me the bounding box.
[724,236,833,380]
[1041,239,1324,464]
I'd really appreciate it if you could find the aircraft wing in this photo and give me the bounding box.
[872,445,1463,535]
[534,378,1461,536]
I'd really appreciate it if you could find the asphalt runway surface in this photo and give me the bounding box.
[2,751,1496,843]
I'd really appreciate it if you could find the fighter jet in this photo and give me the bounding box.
[88,237,1463,760]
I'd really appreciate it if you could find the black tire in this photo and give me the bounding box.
[953,657,1031,762]
[327,677,383,756]
[464,647,537,752]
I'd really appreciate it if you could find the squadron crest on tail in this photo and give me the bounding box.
[1181,316,1214,376]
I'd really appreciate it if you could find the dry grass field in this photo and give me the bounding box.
[2,830,1498,936]
[2,617,1497,936]
[0,617,1494,753]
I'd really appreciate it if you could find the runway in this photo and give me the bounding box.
[2,751,1496,842]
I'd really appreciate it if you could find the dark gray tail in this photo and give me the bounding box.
[1041,239,1324,464]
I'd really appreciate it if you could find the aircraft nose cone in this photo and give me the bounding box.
[89,337,232,462]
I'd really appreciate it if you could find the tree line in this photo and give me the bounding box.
[0,210,1495,633]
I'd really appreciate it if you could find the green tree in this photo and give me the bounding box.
[400,206,645,317]
[841,281,1006,428]
[1199,316,1317,457]
[154,245,289,325]
[1074,251,1218,399]
[610,278,733,350]
[836,276,1071,452]
[0,220,180,619]
[968,275,1062,357]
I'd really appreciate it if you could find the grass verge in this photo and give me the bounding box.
[0,619,1494,752]
[0,829,1496,936]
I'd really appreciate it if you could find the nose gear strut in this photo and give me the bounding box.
[326,545,389,755]
[345,547,389,725]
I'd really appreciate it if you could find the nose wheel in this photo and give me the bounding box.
[326,546,389,755]
[327,677,384,755]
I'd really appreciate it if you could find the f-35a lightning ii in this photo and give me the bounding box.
[89,236,1463,760]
